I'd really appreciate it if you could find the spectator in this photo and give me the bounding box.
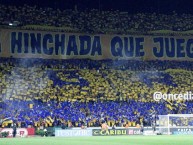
[12,123,17,137]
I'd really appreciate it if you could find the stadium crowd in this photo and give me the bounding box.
[0,4,193,33]
[0,58,193,128]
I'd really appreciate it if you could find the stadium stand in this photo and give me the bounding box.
[0,4,193,34]
[1,3,193,131]
[0,58,193,128]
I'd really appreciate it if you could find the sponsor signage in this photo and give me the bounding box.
[55,129,92,137]
[0,128,35,137]
[92,129,141,136]
[171,128,193,135]
[127,129,141,135]
[143,130,157,135]
[92,129,127,136]
[27,128,35,136]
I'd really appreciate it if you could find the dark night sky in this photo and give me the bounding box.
[0,0,193,14]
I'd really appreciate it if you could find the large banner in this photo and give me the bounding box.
[0,28,193,60]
